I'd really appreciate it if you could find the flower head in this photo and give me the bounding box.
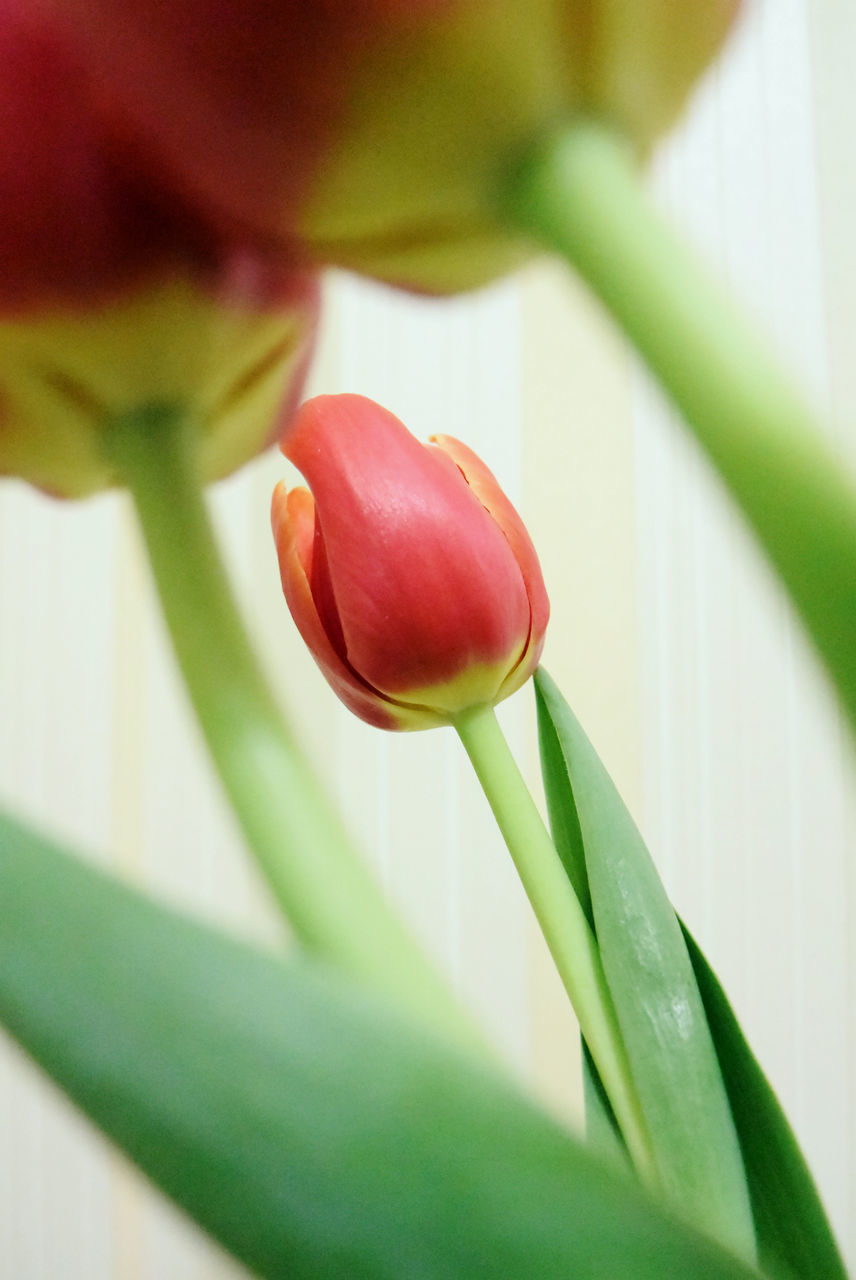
[271,394,549,729]
[44,0,741,293]
[0,265,320,497]
[0,5,320,497]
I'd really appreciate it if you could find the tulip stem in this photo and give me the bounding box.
[104,404,479,1051]
[503,118,856,736]
[454,702,655,1180]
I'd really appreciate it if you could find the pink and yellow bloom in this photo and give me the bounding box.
[271,394,549,729]
[43,0,741,293]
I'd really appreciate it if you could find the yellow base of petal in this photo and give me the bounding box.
[0,274,315,497]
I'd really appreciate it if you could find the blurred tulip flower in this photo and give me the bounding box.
[0,5,320,497]
[0,260,320,498]
[42,0,740,293]
[271,394,549,729]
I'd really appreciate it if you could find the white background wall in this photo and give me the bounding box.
[0,0,853,1273]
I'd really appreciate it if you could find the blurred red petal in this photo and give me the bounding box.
[0,3,215,310]
[42,0,447,249]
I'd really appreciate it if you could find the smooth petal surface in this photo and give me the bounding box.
[431,432,549,694]
[282,395,532,710]
[271,482,419,729]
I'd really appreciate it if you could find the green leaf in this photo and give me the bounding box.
[540,696,629,1166]
[682,926,848,1280]
[536,692,593,927]
[535,669,755,1258]
[535,668,847,1280]
[0,811,764,1280]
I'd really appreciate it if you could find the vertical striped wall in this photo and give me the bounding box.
[0,0,853,1273]
[635,0,855,1255]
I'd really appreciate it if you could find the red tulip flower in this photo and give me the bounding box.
[0,4,321,497]
[43,0,740,293]
[271,394,549,729]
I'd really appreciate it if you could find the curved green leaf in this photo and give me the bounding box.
[0,811,763,1280]
[683,926,848,1280]
[535,668,847,1280]
[535,668,754,1256]
[539,685,629,1169]
[536,692,593,926]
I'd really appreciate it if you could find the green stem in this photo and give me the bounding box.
[504,119,856,736]
[104,404,477,1049]
[454,703,655,1180]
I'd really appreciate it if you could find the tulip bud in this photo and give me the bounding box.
[0,7,320,497]
[43,0,740,293]
[271,394,549,729]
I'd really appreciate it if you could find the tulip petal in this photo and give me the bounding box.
[0,6,211,312]
[431,433,549,693]
[584,0,741,146]
[271,482,442,730]
[282,396,531,709]
[44,0,443,253]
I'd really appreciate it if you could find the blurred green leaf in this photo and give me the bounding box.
[535,668,847,1280]
[0,810,765,1280]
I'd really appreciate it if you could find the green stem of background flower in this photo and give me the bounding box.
[504,119,856,737]
[104,405,478,1051]
[454,703,655,1180]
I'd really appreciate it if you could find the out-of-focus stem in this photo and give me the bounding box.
[104,404,478,1051]
[504,118,856,737]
